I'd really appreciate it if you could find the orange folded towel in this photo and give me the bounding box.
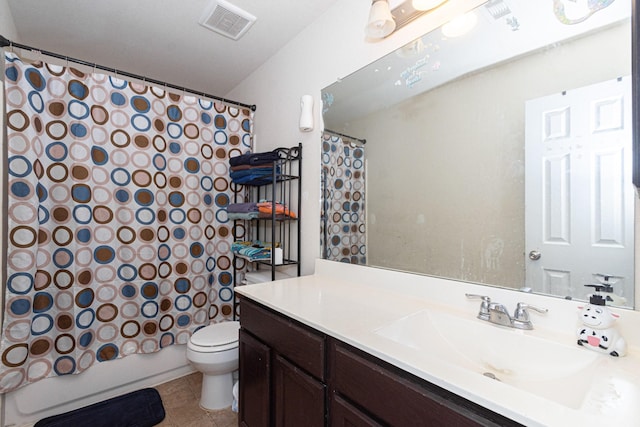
[257,202,297,218]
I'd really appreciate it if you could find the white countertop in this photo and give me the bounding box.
[236,260,640,427]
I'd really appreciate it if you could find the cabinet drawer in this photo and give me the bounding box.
[240,296,325,380]
[330,340,521,427]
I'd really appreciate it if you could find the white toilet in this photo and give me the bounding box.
[186,321,240,410]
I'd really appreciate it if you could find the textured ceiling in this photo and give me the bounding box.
[6,0,340,102]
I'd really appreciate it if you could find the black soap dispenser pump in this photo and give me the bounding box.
[584,274,627,306]
[584,284,607,306]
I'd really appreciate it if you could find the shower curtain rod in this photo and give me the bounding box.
[0,35,257,112]
[324,129,366,144]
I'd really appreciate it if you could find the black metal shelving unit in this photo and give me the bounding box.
[230,143,302,317]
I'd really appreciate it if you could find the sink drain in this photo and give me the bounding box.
[482,372,501,381]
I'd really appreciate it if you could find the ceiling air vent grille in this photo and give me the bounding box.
[199,0,257,41]
[484,0,511,20]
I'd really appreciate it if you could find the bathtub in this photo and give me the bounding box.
[2,345,193,427]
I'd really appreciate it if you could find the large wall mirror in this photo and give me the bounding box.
[321,0,636,308]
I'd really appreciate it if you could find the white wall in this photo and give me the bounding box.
[227,0,485,275]
[0,0,18,41]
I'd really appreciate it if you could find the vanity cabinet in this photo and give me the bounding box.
[328,340,522,427]
[238,295,521,427]
[238,296,326,427]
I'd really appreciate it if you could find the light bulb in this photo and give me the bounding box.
[365,0,396,39]
[412,0,447,11]
[441,11,478,38]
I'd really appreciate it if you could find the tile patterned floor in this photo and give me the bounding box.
[155,372,237,427]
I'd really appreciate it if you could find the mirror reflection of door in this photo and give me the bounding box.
[525,76,634,306]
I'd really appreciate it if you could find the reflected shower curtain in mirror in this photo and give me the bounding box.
[321,133,366,264]
[0,52,252,392]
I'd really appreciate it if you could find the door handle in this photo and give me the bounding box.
[528,250,541,261]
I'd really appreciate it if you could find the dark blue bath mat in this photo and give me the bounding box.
[34,388,165,427]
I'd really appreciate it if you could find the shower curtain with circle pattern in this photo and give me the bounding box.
[0,52,251,392]
[321,132,366,264]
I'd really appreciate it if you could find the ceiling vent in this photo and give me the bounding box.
[199,0,257,40]
[484,0,511,20]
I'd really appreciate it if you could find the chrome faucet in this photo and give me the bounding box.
[466,294,547,330]
[488,302,513,327]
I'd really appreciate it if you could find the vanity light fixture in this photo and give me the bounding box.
[366,0,449,40]
[366,0,396,39]
[412,0,447,11]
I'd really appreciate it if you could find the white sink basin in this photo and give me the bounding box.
[375,308,601,408]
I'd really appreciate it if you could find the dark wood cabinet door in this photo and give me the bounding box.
[239,329,271,427]
[273,354,325,427]
[240,297,325,380]
[330,394,383,427]
[239,296,518,427]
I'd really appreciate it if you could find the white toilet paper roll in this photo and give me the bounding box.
[274,247,283,265]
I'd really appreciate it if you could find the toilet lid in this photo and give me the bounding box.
[190,321,240,348]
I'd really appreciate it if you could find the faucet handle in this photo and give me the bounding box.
[465,293,491,302]
[465,294,491,321]
[513,302,548,326]
[515,302,548,314]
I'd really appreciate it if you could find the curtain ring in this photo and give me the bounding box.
[32,49,42,66]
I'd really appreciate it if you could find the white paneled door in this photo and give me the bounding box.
[525,76,634,305]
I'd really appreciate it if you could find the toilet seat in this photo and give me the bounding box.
[188,321,240,352]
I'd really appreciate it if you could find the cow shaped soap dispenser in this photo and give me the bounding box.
[577,287,627,357]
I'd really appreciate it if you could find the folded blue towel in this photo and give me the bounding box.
[230,165,281,185]
[229,150,280,167]
[232,241,276,261]
[229,167,275,181]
